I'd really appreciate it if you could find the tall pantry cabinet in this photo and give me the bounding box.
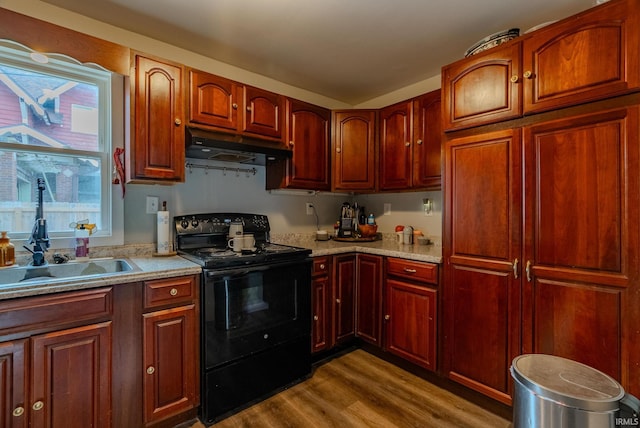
[442,0,640,405]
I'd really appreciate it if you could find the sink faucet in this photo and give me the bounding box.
[27,178,50,266]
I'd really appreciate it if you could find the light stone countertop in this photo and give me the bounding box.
[1,235,441,301]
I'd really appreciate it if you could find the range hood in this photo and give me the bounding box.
[185,127,292,166]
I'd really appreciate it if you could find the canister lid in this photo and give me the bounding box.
[511,354,624,412]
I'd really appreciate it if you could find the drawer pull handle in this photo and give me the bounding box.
[146,366,155,375]
[32,401,44,411]
[170,288,178,296]
[525,260,532,282]
[403,268,417,273]
[12,406,25,417]
[513,258,519,279]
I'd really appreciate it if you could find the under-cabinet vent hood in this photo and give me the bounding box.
[185,127,292,166]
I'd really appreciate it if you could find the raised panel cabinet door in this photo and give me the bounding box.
[443,128,522,405]
[132,54,185,181]
[311,275,331,353]
[523,107,640,394]
[189,69,239,131]
[522,0,640,114]
[143,304,197,425]
[0,339,27,428]
[31,322,112,428]
[442,42,522,131]
[379,100,413,190]
[332,110,377,192]
[355,254,383,346]
[242,86,284,140]
[333,254,356,345]
[412,90,442,189]
[285,99,331,190]
[384,279,437,371]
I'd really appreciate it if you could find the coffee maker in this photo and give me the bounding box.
[337,202,365,238]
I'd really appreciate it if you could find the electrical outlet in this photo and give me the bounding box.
[384,203,391,215]
[306,203,314,215]
[146,196,159,214]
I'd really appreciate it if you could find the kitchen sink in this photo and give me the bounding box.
[0,258,139,286]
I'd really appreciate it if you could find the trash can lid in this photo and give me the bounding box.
[511,354,625,412]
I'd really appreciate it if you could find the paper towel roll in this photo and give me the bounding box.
[157,210,170,254]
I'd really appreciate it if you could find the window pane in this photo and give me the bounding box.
[0,64,100,152]
[0,150,102,234]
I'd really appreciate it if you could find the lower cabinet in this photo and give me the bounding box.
[0,288,113,428]
[384,258,438,371]
[355,254,383,346]
[311,256,332,353]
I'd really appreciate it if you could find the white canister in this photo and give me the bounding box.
[403,226,413,244]
[396,231,404,243]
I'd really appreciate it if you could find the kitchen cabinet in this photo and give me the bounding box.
[332,110,377,192]
[379,90,442,191]
[333,254,356,346]
[311,256,332,353]
[0,288,113,428]
[267,98,331,190]
[188,68,284,142]
[442,0,640,131]
[355,254,383,346]
[142,276,198,425]
[129,52,185,182]
[384,258,438,371]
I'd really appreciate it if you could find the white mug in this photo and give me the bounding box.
[228,237,243,252]
[242,234,255,250]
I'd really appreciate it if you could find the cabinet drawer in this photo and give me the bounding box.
[0,287,113,336]
[386,258,437,285]
[143,276,196,309]
[312,257,331,277]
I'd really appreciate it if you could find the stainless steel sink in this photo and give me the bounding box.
[0,259,139,286]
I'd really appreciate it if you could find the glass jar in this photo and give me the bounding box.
[0,231,15,267]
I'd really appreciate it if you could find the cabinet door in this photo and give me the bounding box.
[379,100,413,190]
[412,90,442,189]
[242,86,284,140]
[189,69,239,131]
[0,339,27,428]
[444,128,522,405]
[311,275,331,353]
[143,304,197,424]
[284,99,331,190]
[523,0,640,114]
[332,110,377,192]
[522,107,640,391]
[384,279,437,371]
[333,254,356,345]
[355,254,383,346]
[31,322,112,428]
[442,42,522,131]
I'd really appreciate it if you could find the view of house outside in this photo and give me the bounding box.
[0,61,105,236]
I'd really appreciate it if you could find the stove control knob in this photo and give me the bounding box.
[191,218,199,227]
[180,219,189,229]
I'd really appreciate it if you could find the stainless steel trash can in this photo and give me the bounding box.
[511,354,638,428]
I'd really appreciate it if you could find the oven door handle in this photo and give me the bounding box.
[206,265,272,278]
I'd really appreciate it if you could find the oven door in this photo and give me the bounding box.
[202,258,311,368]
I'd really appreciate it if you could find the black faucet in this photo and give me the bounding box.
[27,178,50,266]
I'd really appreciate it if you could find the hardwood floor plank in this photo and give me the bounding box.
[193,349,511,428]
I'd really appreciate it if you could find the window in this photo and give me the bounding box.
[0,40,118,244]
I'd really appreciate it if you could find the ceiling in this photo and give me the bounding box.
[41,0,594,105]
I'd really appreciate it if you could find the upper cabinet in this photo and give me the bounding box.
[379,90,442,191]
[129,52,185,182]
[332,110,377,192]
[442,0,640,131]
[188,69,284,143]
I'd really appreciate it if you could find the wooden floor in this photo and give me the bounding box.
[188,349,511,428]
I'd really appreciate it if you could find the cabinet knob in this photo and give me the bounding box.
[313,315,319,321]
[336,298,341,304]
[32,401,44,411]
[319,264,325,270]
[12,406,25,417]
[384,315,390,321]
[403,268,417,273]
[405,142,410,147]
[246,106,252,112]
[170,288,178,296]
[416,139,423,145]
[146,366,155,375]
[510,75,519,83]
[289,141,295,147]
[336,147,341,153]
[174,118,182,126]
[232,103,238,109]
[523,71,533,79]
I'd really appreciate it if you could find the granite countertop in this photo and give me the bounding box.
[1,235,441,301]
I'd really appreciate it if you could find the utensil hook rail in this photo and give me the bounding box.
[185,161,258,177]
